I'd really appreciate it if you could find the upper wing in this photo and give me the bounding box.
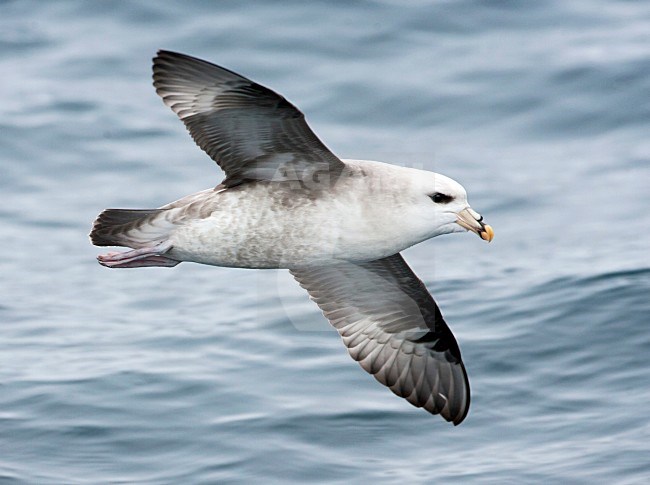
[290,253,470,425]
[152,50,345,188]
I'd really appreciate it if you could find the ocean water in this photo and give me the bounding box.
[1,0,649,483]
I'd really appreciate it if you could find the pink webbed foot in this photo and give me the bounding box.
[97,241,179,268]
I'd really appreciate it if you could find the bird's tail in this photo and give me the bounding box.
[90,208,166,248]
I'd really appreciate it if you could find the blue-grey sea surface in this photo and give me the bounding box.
[1,1,649,483]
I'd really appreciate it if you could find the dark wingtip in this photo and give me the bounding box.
[155,49,180,58]
[152,50,212,88]
[155,49,178,59]
[153,49,206,66]
[451,362,471,425]
[153,50,188,71]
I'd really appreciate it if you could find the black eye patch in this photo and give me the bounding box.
[430,192,454,204]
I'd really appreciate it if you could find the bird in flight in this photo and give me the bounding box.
[91,50,494,425]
